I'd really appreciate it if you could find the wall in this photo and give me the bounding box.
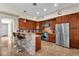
[0,13,19,32]
[0,19,1,37]
[1,18,13,37]
[0,12,19,40]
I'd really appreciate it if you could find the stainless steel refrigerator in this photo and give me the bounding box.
[56,23,70,48]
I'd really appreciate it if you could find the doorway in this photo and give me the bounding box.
[1,24,8,37]
[1,18,13,38]
[0,18,13,51]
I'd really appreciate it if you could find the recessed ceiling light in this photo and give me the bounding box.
[33,3,37,6]
[44,8,47,12]
[37,12,40,15]
[54,3,58,7]
[24,10,27,12]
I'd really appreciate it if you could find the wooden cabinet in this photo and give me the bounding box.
[61,15,69,23]
[26,20,29,29]
[31,22,36,29]
[56,16,62,24]
[19,18,27,30]
[39,19,56,30]
[40,21,45,30]
[69,14,78,28]
[29,21,36,29]
[36,22,41,30]
[70,13,79,48]
[56,13,78,28]
[70,29,79,48]
[19,18,36,30]
[29,21,32,29]
[56,15,69,24]
[50,19,56,29]
[37,22,41,30]
[36,33,41,51]
[48,34,56,43]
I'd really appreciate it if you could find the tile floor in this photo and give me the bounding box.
[1,37,79,56]
[0,37,30,56]
[37,40,79,56]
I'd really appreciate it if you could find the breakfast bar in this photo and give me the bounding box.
[13,32,41,55]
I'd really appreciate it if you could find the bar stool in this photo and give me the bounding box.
[16,33,25,52]
[13,32,17,47]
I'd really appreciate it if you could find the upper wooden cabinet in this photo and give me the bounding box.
[29,21,36,29]
[19,18,36,30]
[19,18,27,30]
[39,19,56,30]
[36,22,40,30]
[56,15,69,24]
[56,13,79,28]
[50,19,56,29]
[69,13,78,28]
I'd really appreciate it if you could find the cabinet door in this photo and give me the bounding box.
[70,28,79,48]
[56,15,69,24]
[19,19,26,30]
[48,34,56,43]
[29,21,32,29]
[56,17,62,24]
[40,21,44,30]
[36,37,41,51]
[50,19,56,29]
[39,22,42,30]
[69,14,78,28]
[36,22,40,29]
[61,15,69,23]
[29,21,36,29]
[26,20,29,29]
[32,22,36,29]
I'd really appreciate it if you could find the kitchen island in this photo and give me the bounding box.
[13,32,41,55]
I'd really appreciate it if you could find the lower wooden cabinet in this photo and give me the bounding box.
[48,34,56,43]
[36,37,41,51]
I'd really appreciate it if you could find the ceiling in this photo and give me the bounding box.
[0,3,78,21]
[4,3,77,16]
